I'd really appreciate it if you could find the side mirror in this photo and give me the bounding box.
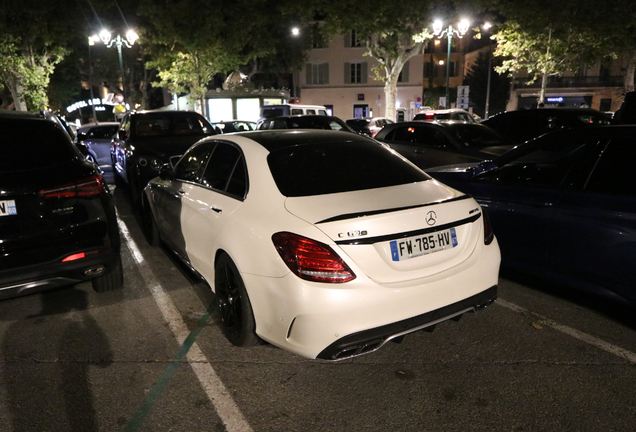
[169,155,181,169]
[118,130,128,140]
[159,163,174,180]
[76,131,87,141]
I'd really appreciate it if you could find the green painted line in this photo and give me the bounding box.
[123,310,212,432]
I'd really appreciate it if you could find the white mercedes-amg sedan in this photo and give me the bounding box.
[142,130,500,360]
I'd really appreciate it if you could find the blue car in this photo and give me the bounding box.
[427,126,636,306]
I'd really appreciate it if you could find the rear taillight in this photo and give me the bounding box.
[39,175,104,199]
[483,210,495,245]
[272,232,356,283]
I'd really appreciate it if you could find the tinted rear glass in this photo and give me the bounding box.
[268,141,430,197]
[449,124,509,147]
[88,125,118,139]
[0,119,77,171]
[262,108,285,118]
[134,114,213,137]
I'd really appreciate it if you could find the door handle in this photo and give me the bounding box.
[211,206,222,214]
[177,189,185,195]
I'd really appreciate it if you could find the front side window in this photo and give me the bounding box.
[174,143,214,182]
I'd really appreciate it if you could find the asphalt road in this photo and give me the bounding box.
[0,185,635,432]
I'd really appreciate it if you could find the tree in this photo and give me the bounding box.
[139,0,307,116]
[313,0,443,120]
[493,20,604,104]
[485,0,610,104]
[0,0,76,111]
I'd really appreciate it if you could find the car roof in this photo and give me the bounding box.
[226,129,373,152]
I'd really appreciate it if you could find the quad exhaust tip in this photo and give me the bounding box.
[84,266,105,276]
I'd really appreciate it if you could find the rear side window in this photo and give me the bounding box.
[0,119,77,171]
[291,108,304,115]
[201,143,247,199]
[268,141,430,197]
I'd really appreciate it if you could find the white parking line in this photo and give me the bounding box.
[118,217,254,432]
[497,299,636,364]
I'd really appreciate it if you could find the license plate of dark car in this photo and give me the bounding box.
[390,228,458,261]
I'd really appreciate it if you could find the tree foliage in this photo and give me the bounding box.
[310,0,447,120]
[0,0,75,110]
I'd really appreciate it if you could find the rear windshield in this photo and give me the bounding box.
[0,119,77,171]
[261,108,285,119]
[134,114,213,137]
[449,124,509,147]
[346,119,371,131]
[268,141,430,197]
[87,125,118,139]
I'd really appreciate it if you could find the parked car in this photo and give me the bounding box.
[481,108,612,144]
[345,117,395,137]
[142,130,500,360]
[427,126,636,307]
[256,115,356,132]
[259,104,328,123]
[111,110,218,204]
[413,109,477,123]
[77,122,120,183]
[374,121,515,169]
[212,120,256,133]
[0,111,123,298]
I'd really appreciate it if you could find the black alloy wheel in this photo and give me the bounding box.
[214,254,260,347]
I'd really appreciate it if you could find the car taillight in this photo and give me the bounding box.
[272,232,356,283]
[483,210,494,245]
[39,175,104,199]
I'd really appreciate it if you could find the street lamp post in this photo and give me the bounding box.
[99,29,138,110]
[88,34,100,123]
[483,22,493,120]
[433,19,470,109]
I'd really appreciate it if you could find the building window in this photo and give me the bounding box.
[398,61,410,83]
[344,62,367,84]
[312,27,329,49]
[599,98,612,112]
[345,30,364,48]
[306,63,329,85]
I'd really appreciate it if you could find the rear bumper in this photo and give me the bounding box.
[0,250,120,299]
[317,285,497,360]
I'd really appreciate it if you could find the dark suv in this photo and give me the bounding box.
[482,108,611,144]
[0,111,123,298]
[111,110,218,204]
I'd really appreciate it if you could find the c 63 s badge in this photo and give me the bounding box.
[338,230,368,239]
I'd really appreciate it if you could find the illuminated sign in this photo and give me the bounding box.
[66,98,116,114]
[546,97,564,103]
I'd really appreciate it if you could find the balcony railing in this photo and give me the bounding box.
[514,76,624,89]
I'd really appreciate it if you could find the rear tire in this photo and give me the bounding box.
[92,255,124,293]
[214,253,260,347]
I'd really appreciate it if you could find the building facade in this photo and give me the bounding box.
[298,31,424,121]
